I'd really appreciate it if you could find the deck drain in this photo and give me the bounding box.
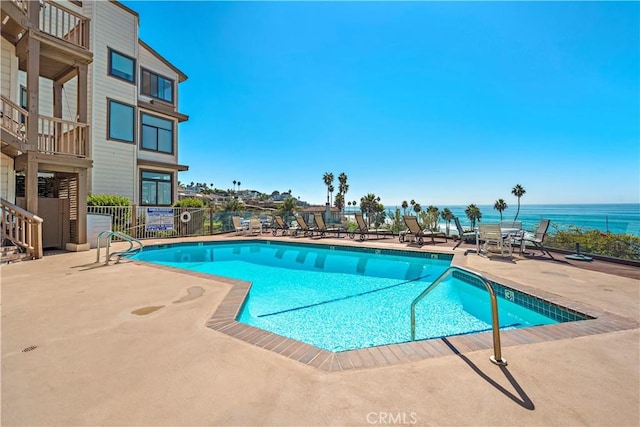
[22,345,37,352]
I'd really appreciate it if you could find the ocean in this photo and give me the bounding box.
[377,203,640,236]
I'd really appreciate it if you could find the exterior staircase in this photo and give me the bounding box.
[0,243,32,264]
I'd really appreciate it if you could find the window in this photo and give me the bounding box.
[20,86,27,124]
[141,68,174,103]
[20,86,27,109]
[108,49,135,83]
[141,113,173,154]
[141,171,172,206]
[108,100,135,143]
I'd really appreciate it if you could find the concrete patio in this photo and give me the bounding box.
[2,233,638,426]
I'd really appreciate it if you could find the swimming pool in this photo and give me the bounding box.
[132,241,586,352]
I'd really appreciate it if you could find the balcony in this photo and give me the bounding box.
[2,0,92,82]
[1,95,88,158]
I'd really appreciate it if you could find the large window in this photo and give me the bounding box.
[141,68,173,103]
[141,171,172,206]
[108,49,135,83]
[141,113,173,154]
[108,100,135,143]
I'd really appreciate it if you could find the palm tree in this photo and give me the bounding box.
[465,204,482,229]
[328,184,334,206]
[441,208,454,236]
[494,199,508,220]
[232,180,236,192]
[279,197,297,223]
[401,200,409,216]
[334,193,344,211]
[360,193,380,227]
[511,184,526,221]
[426,205,439,231]
[237,181,241,192]
[338,172,349,218]
[322,172,334,205]
[223,197,244,212]
[412,203,421,215]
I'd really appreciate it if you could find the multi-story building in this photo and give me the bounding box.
[1,0,188,255]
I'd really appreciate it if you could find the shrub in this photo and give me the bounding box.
[545,226,640,261]
[174,197,205,208]
[87,194,131,206]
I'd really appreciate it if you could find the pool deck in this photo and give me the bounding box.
[2,233,639,426]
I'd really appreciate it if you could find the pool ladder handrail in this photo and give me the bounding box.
[96,230,143,265]
[410,266,507,366]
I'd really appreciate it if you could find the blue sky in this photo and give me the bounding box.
[122,1,639,206]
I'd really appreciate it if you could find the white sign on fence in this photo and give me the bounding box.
[145,208,174,232]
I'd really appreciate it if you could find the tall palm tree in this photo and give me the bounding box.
[465,204,482,229]
[338,172,349,218]
[511,184,526,221]
[401,200,409,216]
[493,199,508,220]
[322,172,334,205]
[441,208,454,236]
[334,193,344,211]
[328,184,335,206]
[237,181,241,192]
[232,180,236,192]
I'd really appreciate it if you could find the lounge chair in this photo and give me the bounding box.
[400,215,446,245]
[513,219,553,258]
[349,212,394,241]
[478,223,512,257]
[248,218,262,235]
[231,216,248,236]
[271,215,290,236]
[314,214,345,238]
[293,215,317,237]
[452,216,476,250]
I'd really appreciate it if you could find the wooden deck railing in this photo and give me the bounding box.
[0,96,28,141]
[39,0,89,50]
[38,115,88,157]
[10,0,28,14]
[1,198,43,259]
[1,96,88,157]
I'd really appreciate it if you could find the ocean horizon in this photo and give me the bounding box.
[369,203,640,236]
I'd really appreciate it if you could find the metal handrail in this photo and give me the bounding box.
[96,230,143,265]
[410,266,507,366]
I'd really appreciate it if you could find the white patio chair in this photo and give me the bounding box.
[478,223,512,257]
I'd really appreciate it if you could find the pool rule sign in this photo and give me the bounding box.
[145,208,174,232]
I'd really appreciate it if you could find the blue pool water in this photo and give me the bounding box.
[132,241,561,351]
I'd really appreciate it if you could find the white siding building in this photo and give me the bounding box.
[1,0,189,251]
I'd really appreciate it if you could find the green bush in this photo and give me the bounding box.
[87,194,131,206]
[174,197,205,208]
[545,227,640,261]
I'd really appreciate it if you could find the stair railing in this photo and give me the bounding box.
[96,230,143,265]
[1,198,43,259]
[411,266,507,366]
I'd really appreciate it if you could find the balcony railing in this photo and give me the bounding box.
[0,97,27,141]
[39,0,89,50]
[38,115,88,157]
[1,96,88,157]
[11,0,28,13]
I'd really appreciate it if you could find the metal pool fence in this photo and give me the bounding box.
[87,205,274,240]
[86,206,639,261]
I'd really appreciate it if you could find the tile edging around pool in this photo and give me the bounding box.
[130,242,639,372]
